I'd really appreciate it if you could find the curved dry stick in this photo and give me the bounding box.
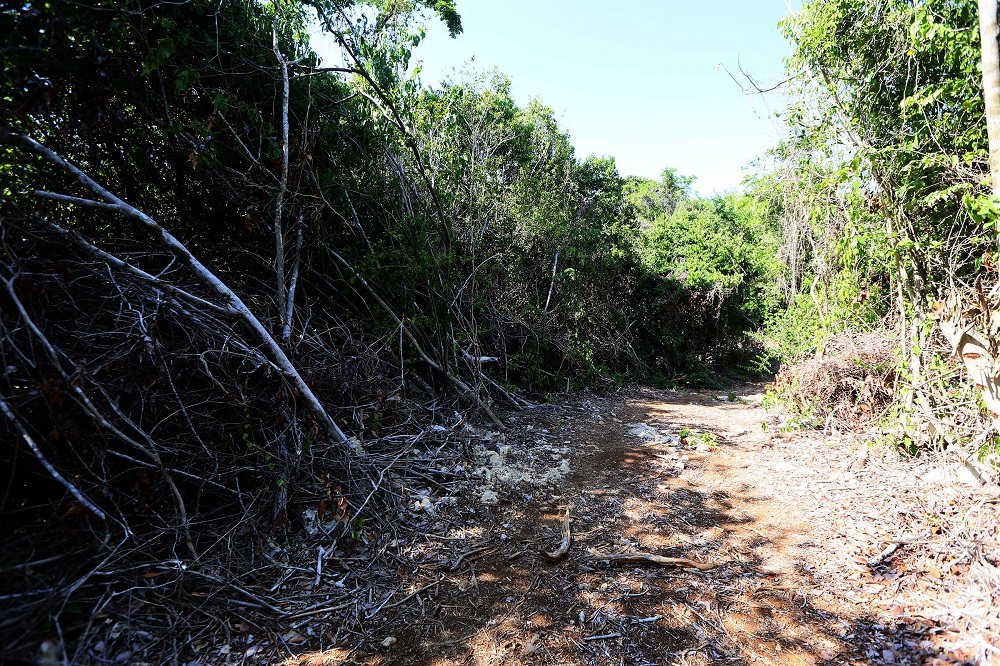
[589,552,718,571]
[541,508,571,561]
[0,397,106,521]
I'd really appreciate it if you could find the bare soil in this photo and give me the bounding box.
[274,385,1000,666]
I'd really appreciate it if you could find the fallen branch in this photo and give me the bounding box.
[451,545,495,571]
[283,598,355,621]
[867,532,931,567]
[867,542,901,567]
[540,508,572,562]
[365,577,442,618]
[589,552,718,571]
[8,132,348,444]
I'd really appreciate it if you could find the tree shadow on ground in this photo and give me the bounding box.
[284,388,968,666]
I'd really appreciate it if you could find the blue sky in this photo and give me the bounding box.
[314,1,795,195]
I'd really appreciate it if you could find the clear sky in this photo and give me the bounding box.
[314,1,795,195]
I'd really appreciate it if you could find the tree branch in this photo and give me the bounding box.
[273,19,291,332]
[8,132,348,444]
[323,243,506,431]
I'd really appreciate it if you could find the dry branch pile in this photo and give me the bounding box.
[773,332,898,432]
[0,209,476,661]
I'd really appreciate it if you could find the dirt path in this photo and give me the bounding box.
[284,386,999,666]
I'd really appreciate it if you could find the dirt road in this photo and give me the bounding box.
[284,386,999,666]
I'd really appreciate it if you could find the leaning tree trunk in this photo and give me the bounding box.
[980,0,1000,201]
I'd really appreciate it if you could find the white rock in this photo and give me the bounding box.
[481,489,500,505]
[956,464,983,487]
[380,636,396,648]
[919,467,949,484]
[628,423,657,440]
[348,437,366,456]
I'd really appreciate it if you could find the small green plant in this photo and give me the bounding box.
[241,405,253,449]
[761,387,779,412]
[698,432,719,448]
[349,517,366,540]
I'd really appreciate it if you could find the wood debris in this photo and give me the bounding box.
[540,507,572,561]
[589,552,719,571]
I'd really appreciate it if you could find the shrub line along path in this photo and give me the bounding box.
[283,385,999,666]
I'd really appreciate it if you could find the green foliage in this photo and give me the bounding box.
[420,0,463,36]
[732,1,990,378]
[625,168,693,222]
[776,0,988,308]
[628,173,785,378]
[406,69,788,387]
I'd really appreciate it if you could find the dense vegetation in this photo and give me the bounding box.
[756,0,1000,460]
[2,0,999,661]
[0,0,782,659]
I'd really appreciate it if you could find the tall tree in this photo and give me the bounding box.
[980,0,1000,200]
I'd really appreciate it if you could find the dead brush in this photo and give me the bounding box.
[773,332,897,432]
